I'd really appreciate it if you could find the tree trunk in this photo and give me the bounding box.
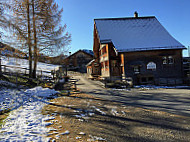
[27,0,32,78]
[32,0,37,78]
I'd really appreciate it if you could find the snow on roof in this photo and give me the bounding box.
[95,17,185,52]
[82,49,94,56]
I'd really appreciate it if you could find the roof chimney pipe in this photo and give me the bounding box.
[134,11,138,18]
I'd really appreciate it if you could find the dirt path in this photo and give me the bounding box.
[72,74,190,117]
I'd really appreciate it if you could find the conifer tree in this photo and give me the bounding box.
[2,0,71,78]
[31,0,71,78]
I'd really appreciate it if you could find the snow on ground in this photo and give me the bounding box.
[1,56,60,77]
[111,85,190,91]
[0,80,17,88]
[134,85,190,90]
[0,85,58,141]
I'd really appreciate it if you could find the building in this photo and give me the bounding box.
[63,49,93,73]
[88,12,186,85]
[183,57,190,85]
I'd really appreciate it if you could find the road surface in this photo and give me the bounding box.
[72,74,190,117]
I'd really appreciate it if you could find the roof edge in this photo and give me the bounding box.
[94,16,155,21]
[117,46,186,53]
[100,39,112,44]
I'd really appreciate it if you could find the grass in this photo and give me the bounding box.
[1,74,53,88]
[0,113,9,129]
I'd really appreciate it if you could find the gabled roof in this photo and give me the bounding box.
[65,49,93,60]
[94,16,185,52]
[82,49,94,56]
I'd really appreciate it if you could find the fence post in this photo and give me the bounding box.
[53,69,55,79]
[74,81,77,90]
[16,73,18,85]
[4,66,6,73]
[41,70,42,76]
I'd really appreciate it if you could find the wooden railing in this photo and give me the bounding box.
[0,64,54,78]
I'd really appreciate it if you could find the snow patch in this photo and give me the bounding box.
[61,130,70,135]
[0,80,17,88]
[24,86,58,98]
[0,86,58,141]
[1,56,60,77]
[134,85,190,90]
[91,106,106,115]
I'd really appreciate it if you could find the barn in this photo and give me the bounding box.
[88,12,186,85]
[63,49,93,73]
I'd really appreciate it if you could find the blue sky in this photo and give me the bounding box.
[56,0,190,57]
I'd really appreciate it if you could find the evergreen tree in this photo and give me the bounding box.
[31,0,71,78]
[1,0,71,78]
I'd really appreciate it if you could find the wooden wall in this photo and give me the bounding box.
[122,49,184,85]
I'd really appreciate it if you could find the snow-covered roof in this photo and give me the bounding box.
[95,16,185,52]
[82,49,94,56]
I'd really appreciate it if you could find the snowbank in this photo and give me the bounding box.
[24,86,58,98]
[0,86,59,141]
[1,56,60,76]
[0,80,17,88]
[0,86,58,113]
[134,85,190,90]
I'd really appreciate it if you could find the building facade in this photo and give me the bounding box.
[64,50,93,73]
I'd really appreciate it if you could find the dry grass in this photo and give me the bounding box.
[42,93,190,142]
[0,113,9,129]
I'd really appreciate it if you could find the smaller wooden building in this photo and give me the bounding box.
[63,49,93,73]
[183,57,190,85]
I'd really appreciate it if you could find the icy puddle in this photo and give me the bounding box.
[0,86,58,142]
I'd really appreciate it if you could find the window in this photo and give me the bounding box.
[162,56,174,65]
[100,46,106,55]
[134,66,140,74]
[162,56,167,64]
[168,56,174,64]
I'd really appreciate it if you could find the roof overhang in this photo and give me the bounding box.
[100,39,112,44]
[117,46,186,53]
[86,59,95,67]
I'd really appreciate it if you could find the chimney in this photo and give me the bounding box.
[134,11,138,18]
[69,52,71,56]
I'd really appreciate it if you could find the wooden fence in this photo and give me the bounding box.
[0,64,56,78]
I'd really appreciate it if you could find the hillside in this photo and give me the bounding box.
[1,56,60,77]
[0,42,27,58]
